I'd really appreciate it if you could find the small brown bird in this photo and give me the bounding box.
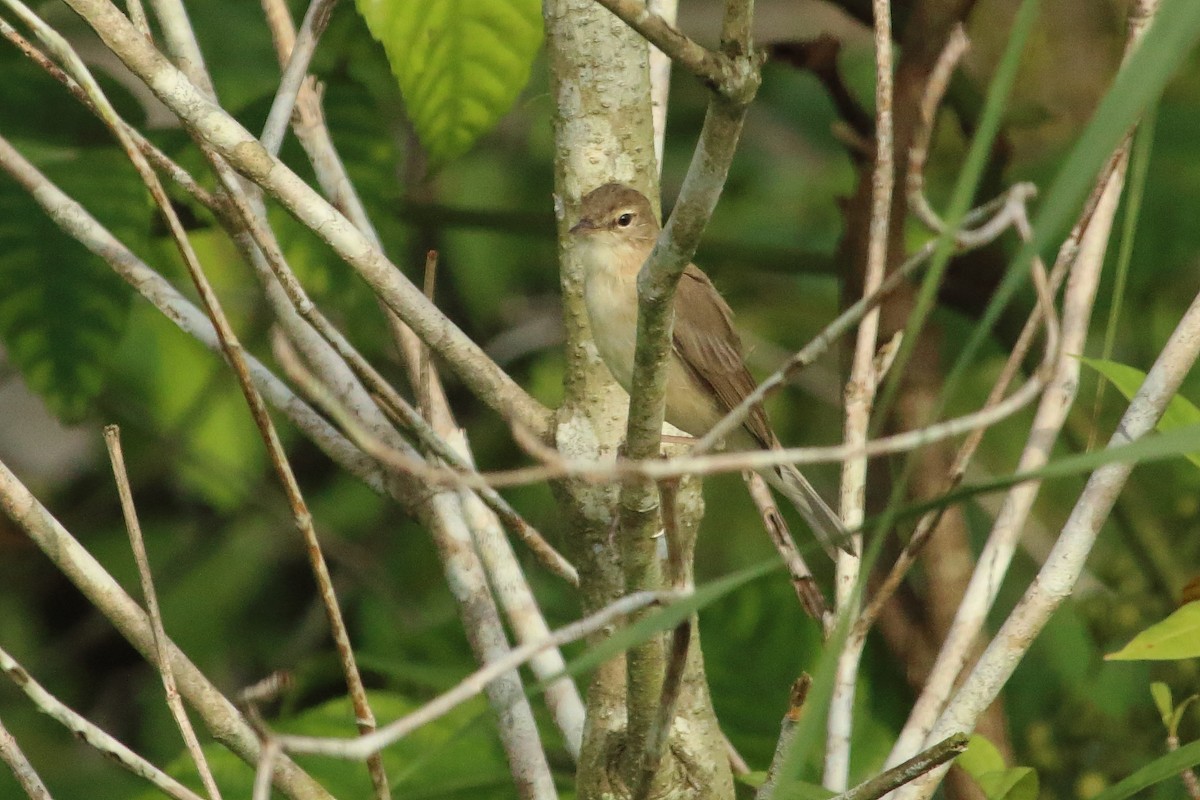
[570,182,849,556]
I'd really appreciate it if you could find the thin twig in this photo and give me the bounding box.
[259,0,338,155]
[755,675,811,800]
[103,425,222,800]
[0,645,206,800]
[252,740,282,800]
[271,589,684,759]
[833,733,968,800]
[825,0,894,784]
[0,17,221,214]
[68,0,555,438]
[646,0,677,174]
[1167,730,1200,799]
[8,8,378,798]
[419,250,438,422]
[0,717,52,800]
[291,358,1049,494]
[589,0,751,99]
[854,205,1063,644]
[125,0,151,38]
[907,25,971,234]
[743,471,828,623]
[634,620,692,800]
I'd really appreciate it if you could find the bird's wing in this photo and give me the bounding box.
[672,264,776,450]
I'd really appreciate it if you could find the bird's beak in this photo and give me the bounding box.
[569,218,596,235]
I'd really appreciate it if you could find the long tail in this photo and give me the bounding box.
[762,464,854,558]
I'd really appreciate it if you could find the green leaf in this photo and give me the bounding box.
[0,149,143,422]
[1151,682,1174,726]
[974,768,1039,800]
[736,771,768,789]
[959,735,1007,777]
[1091,737,1200,800]
[355,0,543,167]
[1081,357,1200,467]
[1106,600,1200,661]
[959,736,1039,800]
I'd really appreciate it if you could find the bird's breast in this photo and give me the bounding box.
[582,259,639,391]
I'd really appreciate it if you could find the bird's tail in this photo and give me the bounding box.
[762,463,854,559]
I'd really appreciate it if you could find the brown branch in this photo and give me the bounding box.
[103,426,223,800]
[589,0,756,100]
[743,471,828,623]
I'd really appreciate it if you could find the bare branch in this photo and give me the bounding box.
[834,734,968,800]
[103,426,222,800]
[755,675,811,800]
[0,717,52,800]
[0,644,207,800]
[743,471,829,623]
[589,0,757,100]
[272,590,682,759]
[61,0,553,438]
[260,0,338,155]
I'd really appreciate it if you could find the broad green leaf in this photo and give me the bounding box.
[974,768,1039,800]
[1092,737,1200,800]
[959,736,1038,800]
[1106,600,1200,661]
[0,149,144,422]
[355,0,543,167]
[958,735,1007,777]
[1081,356,1200,467]
[1150,682,1174,726]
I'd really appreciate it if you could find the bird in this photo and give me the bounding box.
[569,182,850,557]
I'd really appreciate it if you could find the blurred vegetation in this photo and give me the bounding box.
[0,1,1199,799]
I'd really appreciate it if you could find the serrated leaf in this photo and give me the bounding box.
[0,149,144,422]
[1151,682,1174,726]
[1081,357,1200,467]
[355,0,543,167]
[1106,601,1200,661]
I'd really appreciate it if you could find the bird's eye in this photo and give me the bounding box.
[616,212,634,227]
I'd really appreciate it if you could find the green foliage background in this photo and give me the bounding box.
[0,1,1199,799]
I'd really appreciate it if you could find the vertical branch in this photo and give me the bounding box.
[826,0,893,788]
[103,426,222,800]
[903,268,1200,800]
[888,0,1162,777]
[647,0,677,175]
[617,0,758,781]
